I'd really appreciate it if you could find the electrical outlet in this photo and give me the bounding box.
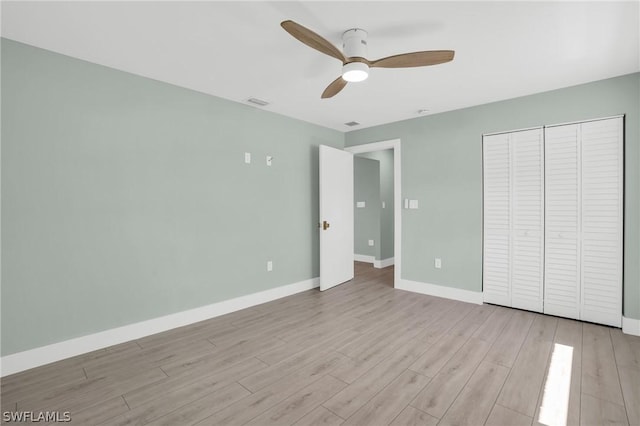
[435,258,442,269]
[368,240,374,246]
[267,261,273,272]
[266,156,273,166]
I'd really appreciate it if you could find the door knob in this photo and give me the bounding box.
[322,220,330,230]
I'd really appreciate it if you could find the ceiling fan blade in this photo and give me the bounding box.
[281,20,346,63]
[321,77,348,99]
[370,50,455,68]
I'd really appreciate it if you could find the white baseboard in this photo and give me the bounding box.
[0,277,319,377]
[354,255,394,269]
[397,279,483,305]
[354,254,375,264]
[374,257,394,269]
[622,316,640,336]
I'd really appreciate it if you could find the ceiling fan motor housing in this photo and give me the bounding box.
[342,28,368,59]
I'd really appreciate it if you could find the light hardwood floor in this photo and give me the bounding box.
[2,262,639,425]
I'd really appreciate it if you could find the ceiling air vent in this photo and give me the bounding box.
[344,121,360,127]
[246,97,270,107]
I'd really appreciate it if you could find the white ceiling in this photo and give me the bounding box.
[2,1,639,132]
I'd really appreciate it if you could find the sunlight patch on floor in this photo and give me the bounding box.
[538,343,573,426]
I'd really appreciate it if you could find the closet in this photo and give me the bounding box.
[482,116,623,327]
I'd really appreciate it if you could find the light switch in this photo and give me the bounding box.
[356,201,366,208]
[435,258,442,269]
[404,199,409,209]
[382,201,386,209]
[244,152,251,164]
[409,199,419,209]
[267,260,273,271]
[368,240,374,246]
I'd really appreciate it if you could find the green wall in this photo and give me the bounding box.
[354,157,380,258]
[379,150,394,261]
[359,150,394,261]
[346,73,640,320]
[1,39,344,355]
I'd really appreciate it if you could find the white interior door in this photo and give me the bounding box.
[482,133,512,306]
[579,117,623,327]
[544,124,581,320]
[511,128,544,312]
[319,145,354,291]
[483,129,544,312]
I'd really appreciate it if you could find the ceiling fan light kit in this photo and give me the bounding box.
[281,20,454,98]
[342,62,369,82]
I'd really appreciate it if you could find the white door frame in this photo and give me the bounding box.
[345,139,401,287]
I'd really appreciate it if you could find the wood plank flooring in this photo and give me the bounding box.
[2,262,639,425]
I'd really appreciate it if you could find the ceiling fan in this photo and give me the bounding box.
[281,20,455,99]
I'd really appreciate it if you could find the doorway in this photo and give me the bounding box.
[354,149,394,285]
[345,139,401,287]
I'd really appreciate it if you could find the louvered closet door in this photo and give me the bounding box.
[483,133,511,306]
[544,124,581,320]
[580,117,623,327]
[511,129,544,312]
